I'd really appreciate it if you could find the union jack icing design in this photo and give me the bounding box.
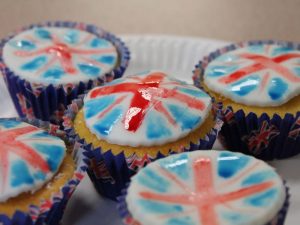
[0,119,66,202]
[3,27,118,85]
[204,43,300,106]
[83,71,212,146]
[126,150,286,225]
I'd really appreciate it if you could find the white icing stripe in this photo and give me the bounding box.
[83,71,212,146]
[126,150,286,225]
[204,44,300,106]
[3,27,118,85]
[0,119,66,202]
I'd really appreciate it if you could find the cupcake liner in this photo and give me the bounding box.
[0,117,90,225]
[63,95,222,200]
[193,40,300,160]
[117,182,290,225]
[0,21,130,124]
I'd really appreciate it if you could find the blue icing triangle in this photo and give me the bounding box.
[206,65,238,77]
[29,131,61,142]
[146,112,172,140]
[78,63,100,76]
[93,55,116,65]
[33,144,65,172]
[85,96,115,118]
[35,28,52,40]
[9,40,36,50]
[11,160,34,187]
[33,171,46,180]
[139,199,182,214]
[271,46,294,56]
[166,217,193,225]
[159,153,189,180]
[248,45,264,53]
[29,131,52,138]
[294,67,300,76]
[216,54,238,62]
[268,77,288,100]
[21,56,47,71]
[64,29,79,44]
[43,67,65,81]
[245,188,278,207]
[138,169,170,193]
[230,75,260,96]
[178,87,207,98]
[222,212,251,223]
[93,107,123,136]
[242,170,276,186]
[0,119,22,128]
[218,151,250,179]
[166,104,201,130]
[90,38,109,48]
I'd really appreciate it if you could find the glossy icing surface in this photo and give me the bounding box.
[0,119,66,202]
[204,44,300,106]
[83,71,212,146]
[3,27,118,85]
[126,150,285,225]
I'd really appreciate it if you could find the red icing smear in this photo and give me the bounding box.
[90,72,206,132]
[219,53,300,84]
[14,34,115,74]
[0,126,50,193]
[139,158,274,225]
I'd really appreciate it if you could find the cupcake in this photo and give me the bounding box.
[193,40,300,160]
[0,21,130,124]
[63,71,221,199]
[0,118,88,225]
[118,150,290,225]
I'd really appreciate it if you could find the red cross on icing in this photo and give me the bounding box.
[218,52,300,85]
[0,125,50,192]
[14,34,115,74]
[89,72,206,132]
[139,158,274,225]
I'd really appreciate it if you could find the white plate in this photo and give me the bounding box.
[0,35,298,225]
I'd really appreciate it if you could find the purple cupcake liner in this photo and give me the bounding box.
[0,21,130,124]
[193,40,300,160]
[117,182,290,225]
[0,117,90,225]
[63,95,222,200]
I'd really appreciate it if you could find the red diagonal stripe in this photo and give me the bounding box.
[217,181,274,202]
[0,126,38,137]
[8,143,50,173]
[218,52,300,84]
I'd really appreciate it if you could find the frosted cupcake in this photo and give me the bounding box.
[63,71,221,199]
[0,21,130,123]
[193,40,300,160]
[0,118,88,225]
[118,150,290,225]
